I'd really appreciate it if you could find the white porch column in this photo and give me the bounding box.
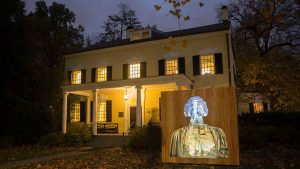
[62,91,68,134]
[92,89,98,135]
[124,89,129,133]
[86,97,91,124]
[136,85,142,127]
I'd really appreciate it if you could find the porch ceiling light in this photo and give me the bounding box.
[124,88,129,100]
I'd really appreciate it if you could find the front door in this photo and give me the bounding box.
[130,107,136,128]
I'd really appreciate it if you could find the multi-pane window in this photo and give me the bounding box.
[201,55,215,75]
[71,70,81,84]
[253,102,263,113]
[71,103,80,122]
[98,102,106,122]
[97,67,107,82]
[166,59,178,75]
[129,63,141,79]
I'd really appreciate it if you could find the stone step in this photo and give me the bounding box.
[87,135,130,148]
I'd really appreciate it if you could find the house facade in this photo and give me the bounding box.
[236,92,271,114]
[61,18,235,135]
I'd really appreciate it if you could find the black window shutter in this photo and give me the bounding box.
[178,57,185,74]
[81,69,86,83]
[123,64,128,79]
[249,103,254,113]
[106,100,112,122]
[141,62,146,78]
[263,102,268,112]
[107,66,112,81]
[90,101,93,122]
[214,53,223,74]
[91,68,96,83]
[193,55,200,76]
[158,59,165,76]
[80,101,86,122]
[67,71,72,85]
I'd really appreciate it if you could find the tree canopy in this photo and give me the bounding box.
[0,0,84,144]
[100,3,141,42]
[230,0,300,110]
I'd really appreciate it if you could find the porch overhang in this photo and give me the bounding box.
[61,74,193,92]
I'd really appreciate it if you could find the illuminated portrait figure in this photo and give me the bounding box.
[170,96,229,158]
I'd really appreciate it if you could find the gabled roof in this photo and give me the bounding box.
[66,21,231,55]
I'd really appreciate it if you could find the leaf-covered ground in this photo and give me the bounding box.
[7,144,300,169]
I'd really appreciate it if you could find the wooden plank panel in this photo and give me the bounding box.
[161,87,239,165]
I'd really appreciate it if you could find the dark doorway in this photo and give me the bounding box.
[130,107,136,128]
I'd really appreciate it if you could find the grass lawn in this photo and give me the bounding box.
[6,144,300,169]
[0,145,76,164]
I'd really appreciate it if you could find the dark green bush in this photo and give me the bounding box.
[66,122,92,146]
[238,112,300,147]
[0,135,15,148]
[126,123,161,150]
[39,132,66,146]
[238,112,300,128]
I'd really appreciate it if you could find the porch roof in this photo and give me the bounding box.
[61,74,193,92]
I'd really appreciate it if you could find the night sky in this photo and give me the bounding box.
[24,0,229,35]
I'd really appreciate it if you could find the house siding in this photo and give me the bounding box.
[64,31,233,89]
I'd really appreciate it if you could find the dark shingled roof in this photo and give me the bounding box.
[66,21,230,55]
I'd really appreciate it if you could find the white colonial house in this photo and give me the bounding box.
[61,8,236,135]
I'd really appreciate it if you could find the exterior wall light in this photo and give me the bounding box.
[124,88,129,100]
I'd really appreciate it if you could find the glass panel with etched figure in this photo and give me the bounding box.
[170,96,229,158]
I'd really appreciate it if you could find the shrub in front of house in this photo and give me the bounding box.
[66,123,92,146]
[0,135,15,147]
[126,123,161,150]
[238,112,300,147]
[39,132,66,146]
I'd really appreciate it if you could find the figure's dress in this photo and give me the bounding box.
[170,124,229,158]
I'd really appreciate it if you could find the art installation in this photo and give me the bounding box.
[170,96,229,158]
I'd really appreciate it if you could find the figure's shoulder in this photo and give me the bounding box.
[172,126,189,136]
[207,125,226,134]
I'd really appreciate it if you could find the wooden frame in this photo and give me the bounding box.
[161,87,239,165]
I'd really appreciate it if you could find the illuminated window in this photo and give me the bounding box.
[71,70,81,84]
[70,103,80,122]
[129,63,140,79]
[166,59,178,75]
[98,102,106,122]
[201,55,215,75]
[97,67,107,82]
[132,33,140,41]
[253,102,263,113]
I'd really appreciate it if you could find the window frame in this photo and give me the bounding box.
[70,102,80,122]
[96,67,107,82]
[128,63,141,79]
[97,101,107,122]
[165,58,178,75]
[200,54,215,75]
[71,70,82,84]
